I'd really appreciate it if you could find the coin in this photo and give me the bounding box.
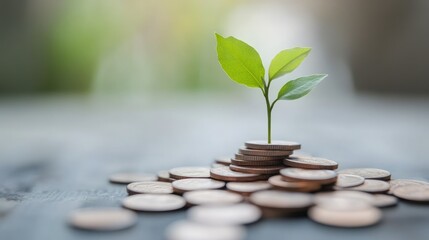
[393,185,429,202]
[169,167,210,179]
[109,172,157,184]
[122,194,186,212]
[335,174,365,188]
[230,164,284,175]
[315,196,372,211]
[314,191,375,206]
[165,220,246,240]
[69,208,137,231]
[388,179,429,194]
[215,157,232,166]
[231,158,282,166]
[338,168,391,181]
[280,168,337,184]
[372,194,398,207]
[309,204,382,228]
[210,166,266,182]
[245,140,301,150]
[183,190,243,205]
[335,179,390,193]
[283,157,338,170]
[188,203,261,225]
[268,175,321,192]
[238,147,292,157]
[127,181,173,195]
[250,190,313,211]
[172,178,225,194]
[226,181,272,196]
[157,170,176,182]
[235,153,285,161]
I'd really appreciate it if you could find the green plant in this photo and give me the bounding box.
[215,33,327,143]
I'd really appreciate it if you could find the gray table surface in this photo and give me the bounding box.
[0,93,428,240]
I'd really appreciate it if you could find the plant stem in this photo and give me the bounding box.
[264,81,272,143]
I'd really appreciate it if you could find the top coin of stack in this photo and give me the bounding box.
[229,141,300,176]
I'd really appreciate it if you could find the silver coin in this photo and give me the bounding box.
[336,180,390,193]
[69,208,137,231]
[338,168,391,180]
[308,205,382,228]
[127,181,173,195]
[169,167,210,179]
[165,220,246,240]
[388,179,429,194]
[122,194,186,212]
[172,178,225,193]
[250,190,313,210]
[109,172,157,184]
[188,203,261,225]
[335,174,365,188]
[184,190,243,205]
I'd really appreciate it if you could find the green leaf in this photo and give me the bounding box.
[277,74,327,100]
[215,33,265,89]
[268,47,311,81]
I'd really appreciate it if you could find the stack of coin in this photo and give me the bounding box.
[227,140,301,176]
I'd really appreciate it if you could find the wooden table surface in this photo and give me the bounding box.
[0,94,428,240]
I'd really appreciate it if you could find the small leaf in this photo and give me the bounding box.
[269,47,311,81]
[215,33,265,89]
[277,74,327,100]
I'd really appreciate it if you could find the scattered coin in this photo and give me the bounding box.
[69,208,137,231]
[231,158,282,166]
[238,147,292,157]
[250,190,313,211]
[245,140,301,151]
[183,190,243,205]
[314,191,375,206]
[165,220,246,240]
[268,175,321,192]
[335,174,365,188]
[122,194,186,212]
[109,172,157,184]
[393,185,429,202]
[188,203,261,225]
[280,168,337,184]
[157,170,176,182]
[336,179,390,193]
[215,157,232,166]
[226,181,272,196]
[169,167,210,179]
[338,168,391,181]
[172,178,225,194]
[230,164,283,175]
[283,157,338,170]
[315,196,372,211]
[372,194,398,208]
[235,153,285,161]
[210,166,266,182]
[388,179,429,194]
[309,203,382,228]
[127,181,173,195]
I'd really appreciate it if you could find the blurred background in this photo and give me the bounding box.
[0,0,428,187]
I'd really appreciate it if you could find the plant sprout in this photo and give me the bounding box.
[215,33,327,143]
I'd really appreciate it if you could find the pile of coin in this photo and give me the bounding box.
[66,140,429,240]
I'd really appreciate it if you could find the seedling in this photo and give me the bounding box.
[215,33,327,143]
